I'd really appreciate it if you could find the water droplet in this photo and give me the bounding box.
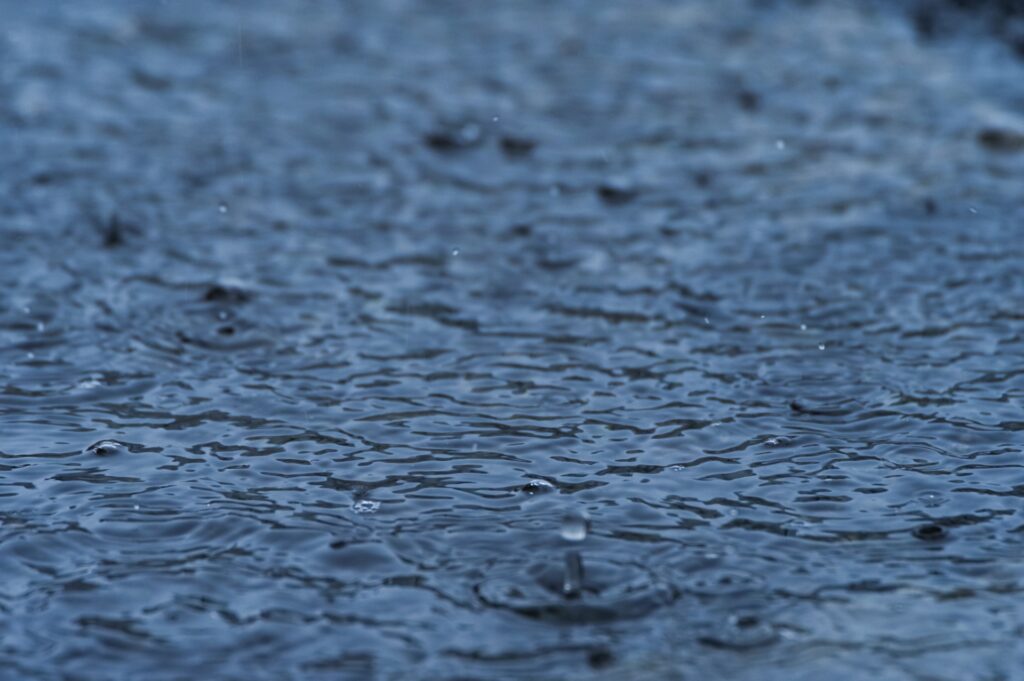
[704,317,710,325]
[86,441,127,457]
[352,500,380,514]
[133,504,140,511]
[521,479,556,495]
[918,491,946,508]
[491,115,500,123]
[818,343,826,351]
[35,322,44,332]
[562,550,585,598]
[968,206,978,214]
[775,139,786,150]
[450,247,460,257]
[560,510,590,542]
[800,323,807,331]
[218,202,228,214]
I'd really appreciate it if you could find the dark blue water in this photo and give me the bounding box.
[3,1,1024,679]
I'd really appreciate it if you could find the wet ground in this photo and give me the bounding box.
[3,1,1024,679]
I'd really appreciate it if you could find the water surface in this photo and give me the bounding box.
[3,1,1024,679]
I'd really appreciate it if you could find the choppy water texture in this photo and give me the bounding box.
[3,1,1024,679]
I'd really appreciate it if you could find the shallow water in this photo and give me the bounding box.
[3,1,1024,679]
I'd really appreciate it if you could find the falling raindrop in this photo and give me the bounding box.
[560,510,590,542]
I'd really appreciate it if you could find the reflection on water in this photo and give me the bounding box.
[3,0,1024,679]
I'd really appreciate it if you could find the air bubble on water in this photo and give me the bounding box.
[919,491,946,508]
[86,440,126,456]
[522,479,556,495]
[560,510,590,542]
[352,500,380,514]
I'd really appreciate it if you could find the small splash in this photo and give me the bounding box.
[85,441,127,457]
[77,377,103,390]
[352,500,380,514]
[699,613,778,649]
[563,550,585,598]
[560,510,590,542]
[918,491,946,508]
